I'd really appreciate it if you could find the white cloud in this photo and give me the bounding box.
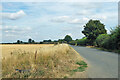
[71,3,102,10]
[69,18,81,24]
[90,15,107,21]
[76,10,91,15]
[51,16,89,24]
[51,16,70,22]
[68,17,89,24]
[2,25,32,34]
[62,27,72,31]
[83,17,89,21]
[2,25,32,42]
[62,25,83,32]
[2,10,26,20]
[5,34,17,37]
[0,5,2,11]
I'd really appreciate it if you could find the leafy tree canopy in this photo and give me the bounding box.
[28,38,32,43]
[82,19,107,45]
[64,35,72,43]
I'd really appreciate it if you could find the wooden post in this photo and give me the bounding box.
[11,52,13,55]
[35,50,37,64]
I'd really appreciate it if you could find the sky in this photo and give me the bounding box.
[0,2,118,43]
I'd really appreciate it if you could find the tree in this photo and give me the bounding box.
[64,35,72,43]
[28,38,32,43]
[20,41,23,44]
[17,40,21,44]
[48,39,52,42]
[107,26,120,49]
[58,39,64,43]
[82,19,107,45]
[32,40,35,43]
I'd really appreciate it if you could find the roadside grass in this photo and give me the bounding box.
[2,44,87,78]
[71,61,88,73]
[93,47,120,54]
[85,45,120,54]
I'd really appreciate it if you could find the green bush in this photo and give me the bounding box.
[96,26,120,50]
[77,37,87,46]
[69,37,87,46]
[95,34,110,47]
[110,26,120,49]
[69,40,77,45]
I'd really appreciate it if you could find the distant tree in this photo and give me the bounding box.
[82,19,107,45]
[43,40,48,42]
[32,40,35,43]
[28,38,32,43]
[17,40,21,44]
[58,39,64,43]
[64,35,72,43]
[40,42,43,44]
[54,40,58,42]
[75,39,78,41]
[43,40,47,42]
[20,41,23,44]
[48,39,52,42]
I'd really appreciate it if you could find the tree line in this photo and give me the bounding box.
[12,35,72,44]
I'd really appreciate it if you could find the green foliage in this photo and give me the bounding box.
[28,38,32,43]
[95,34,110,47]
[17,40,23,44]
[58,39,64,43]
[72,61,88,72]
[102,26,120,50]
[32,40,35,43]
[82,20,107,45]
[77,37,87,46]
[69,37,87,46]
[76,61,87,66]
[69,40,77,45]
[110,26,120,49]
[64,35,72,43]
[17,40,21,44]
[64,76,68,78]
[95,26,120,51]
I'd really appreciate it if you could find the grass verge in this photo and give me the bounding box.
[70,61,88,76]
[93,47,120,54]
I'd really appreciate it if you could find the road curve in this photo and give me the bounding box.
[71,45,118,78]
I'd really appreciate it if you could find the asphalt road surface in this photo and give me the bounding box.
[71,45,118,78]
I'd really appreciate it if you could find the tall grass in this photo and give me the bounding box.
[2,44,83,78]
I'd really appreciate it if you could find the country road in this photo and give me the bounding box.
[71,45,118,78]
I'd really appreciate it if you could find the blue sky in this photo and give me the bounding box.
[0,2,118,43]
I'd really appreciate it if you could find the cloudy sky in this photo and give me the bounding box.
[0,2,118,43]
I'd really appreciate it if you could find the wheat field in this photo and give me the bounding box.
[2,44,85,78]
